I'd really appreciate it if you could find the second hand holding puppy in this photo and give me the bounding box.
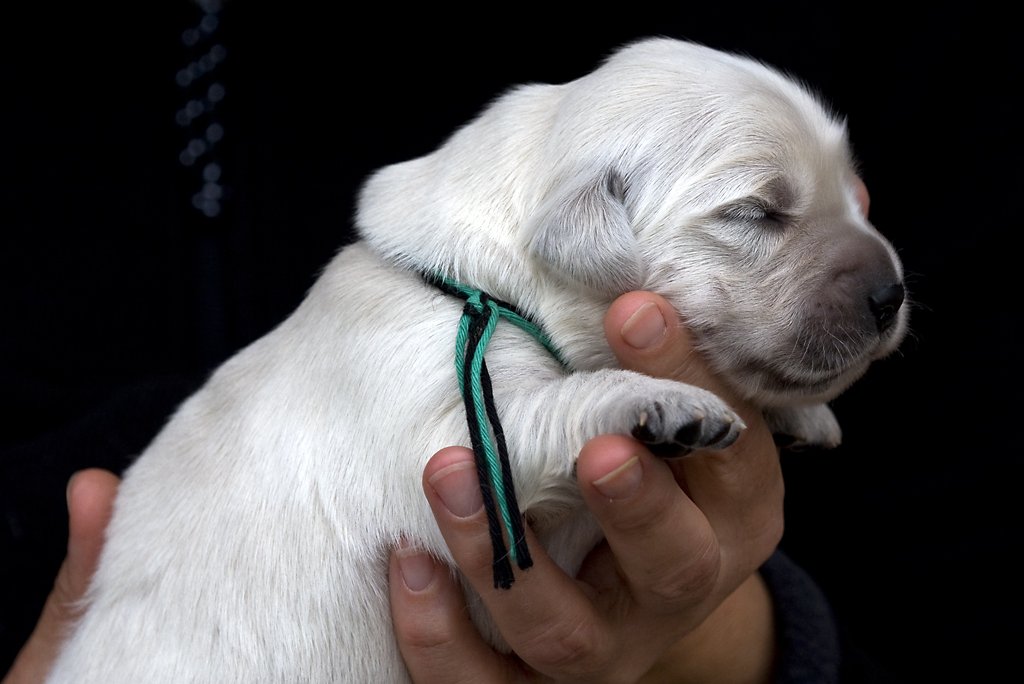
[389,291,783,684]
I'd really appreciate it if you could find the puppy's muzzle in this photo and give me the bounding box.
[868,282,905,334]
[824,225,906,343]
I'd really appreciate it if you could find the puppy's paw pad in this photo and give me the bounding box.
[672,413,704,446]
[641,441,692,459]
[630,393,744,458]
[676,409,744,451]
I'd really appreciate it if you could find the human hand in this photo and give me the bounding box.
[2,470,120,684]
[389,291,784,683]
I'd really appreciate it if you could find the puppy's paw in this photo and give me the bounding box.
[764,404,842,450]
[628,383,745,458]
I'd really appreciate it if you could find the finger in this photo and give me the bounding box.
[604,294,782,589]
[675,433,784,589]
[575,435,720,623]
[2,470,119,684]
[388,540,513,684]
[422,447,614,680]
[63,469,120,599]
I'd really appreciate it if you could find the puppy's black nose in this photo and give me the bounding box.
[868,282,905,333]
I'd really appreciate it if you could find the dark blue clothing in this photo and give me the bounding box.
[762,551,841,684]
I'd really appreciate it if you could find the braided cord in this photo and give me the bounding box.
[429,273,564,588]
[467,300,520,552]
[443,278,565,367]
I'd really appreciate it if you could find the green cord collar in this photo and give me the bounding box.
[424,273,565,588]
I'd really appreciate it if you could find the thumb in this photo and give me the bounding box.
[603,291,728,397]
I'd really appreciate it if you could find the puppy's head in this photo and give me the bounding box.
[525,38,908,405]
[357,37,908,407]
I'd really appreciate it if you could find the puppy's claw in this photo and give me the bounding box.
[707,421,731,445]
[631,422,656,443]
[711,420,744,449]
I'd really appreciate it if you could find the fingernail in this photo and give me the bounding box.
[592,456,642,499]
[621,302,667,350]
[429,461,484,518]
[397,546,437,592]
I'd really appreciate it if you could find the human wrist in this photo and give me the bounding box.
[639,572,776,684]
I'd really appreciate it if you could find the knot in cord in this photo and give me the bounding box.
[425,273,564,588]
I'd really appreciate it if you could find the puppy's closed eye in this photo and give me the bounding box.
[720,177,796,227]
[720,198,789,226]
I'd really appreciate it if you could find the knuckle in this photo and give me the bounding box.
[46,566,85,624]
[397,618,458,654]
[447,521,513,586]
[519,613,612,678]
[642,529,721,608]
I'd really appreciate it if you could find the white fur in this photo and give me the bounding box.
[46,38,906,683]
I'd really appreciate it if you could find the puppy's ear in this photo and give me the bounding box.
[527,170,642,294]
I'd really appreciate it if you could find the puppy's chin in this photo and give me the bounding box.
[733,357,872,407]
[726,305,909,407]
[875,310,910,359]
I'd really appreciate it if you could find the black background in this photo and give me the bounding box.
[2,4,1019,682]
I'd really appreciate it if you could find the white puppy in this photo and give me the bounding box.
[46,37,907,682]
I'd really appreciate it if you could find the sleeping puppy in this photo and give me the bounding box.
[46,37,907,682]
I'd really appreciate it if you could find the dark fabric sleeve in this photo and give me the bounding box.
[760,550,841,684]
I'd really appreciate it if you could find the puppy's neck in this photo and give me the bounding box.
[352,77,640,373]
[423,259,621,373]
